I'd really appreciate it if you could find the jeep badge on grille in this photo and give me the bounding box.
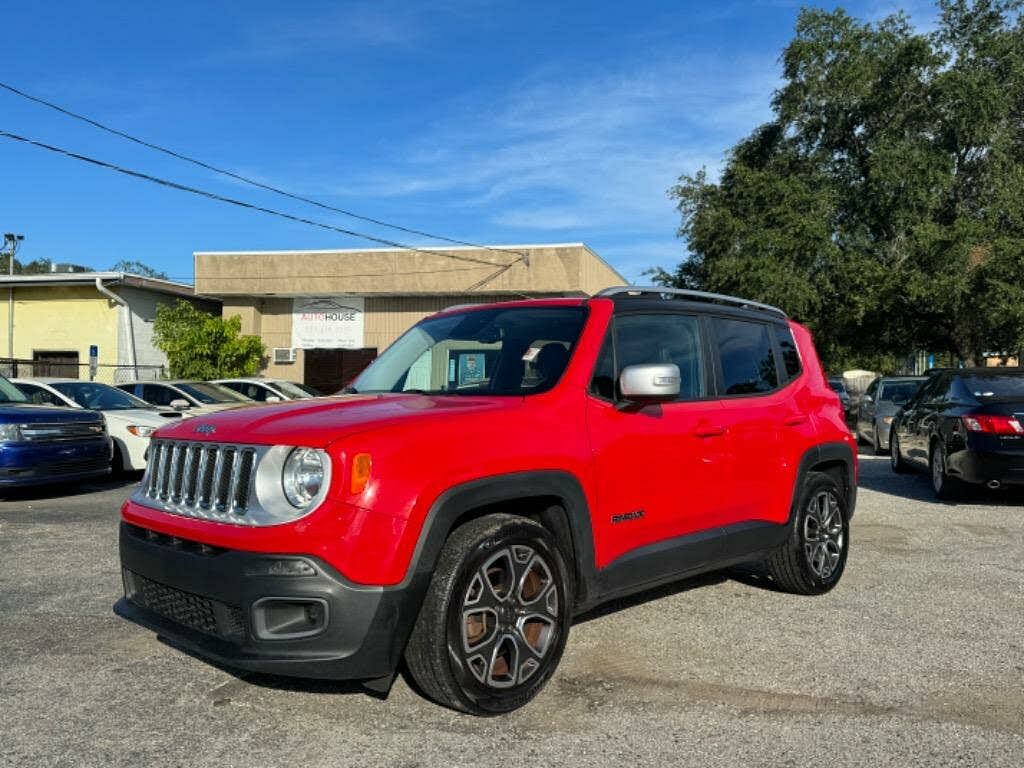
[194,424,216,435]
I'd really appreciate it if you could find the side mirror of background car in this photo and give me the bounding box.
[618,364,681,403]
[265,395,282,403]
[863,395,873,403]
[169,399,191,411]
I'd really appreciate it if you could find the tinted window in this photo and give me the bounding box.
[773,325,801,382]
[713,318,778,395]
[142,384,177,406]
[176,382,251,404]
[877,380,924,404]
[612,314,705,400]
[53,382,153,411]
[0,377,29,404]
[14,383,62,406]
[960,374,1024,401]
[590,331,616,400]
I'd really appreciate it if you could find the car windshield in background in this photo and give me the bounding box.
[52,382,153,411]
[274,380,319,399]
[961,374,1024,401]
[177,382,251,404]
[878,381,923,404]
[0,376,29,404]
[352,306,587,396]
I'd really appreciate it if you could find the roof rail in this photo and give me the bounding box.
[595,286,787,318]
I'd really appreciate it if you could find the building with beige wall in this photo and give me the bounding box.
[194,243,625,392]
[0,272,219,382]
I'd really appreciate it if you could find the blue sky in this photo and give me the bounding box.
[1,0,937,285]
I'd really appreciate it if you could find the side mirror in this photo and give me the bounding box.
[619,364,680,402]
[265,395,282,403]
[863,395,873,403]
[169,398,190,411]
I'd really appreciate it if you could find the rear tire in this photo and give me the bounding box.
[404,513,572,715]
[930,442,961,501]
[766,472,849,595]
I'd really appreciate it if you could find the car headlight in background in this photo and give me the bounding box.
[282,447,325,508]
[0,424,22,442]
[127,425,156,437]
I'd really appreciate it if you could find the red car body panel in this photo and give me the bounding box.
[120,298,855,589]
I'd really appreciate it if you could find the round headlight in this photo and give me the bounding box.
[282,448,325,508]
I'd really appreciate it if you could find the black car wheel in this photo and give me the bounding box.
[404,513,572,715]
[765,472,849,595]
[872,425,884,455]
[890,433,910,474]
[929,442,961,501]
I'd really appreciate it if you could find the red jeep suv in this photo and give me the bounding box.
[115,287,856,715]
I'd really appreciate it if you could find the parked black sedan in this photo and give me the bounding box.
[890,368,1024,499]
[856,376,926,454]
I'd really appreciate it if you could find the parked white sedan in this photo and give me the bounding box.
[213,377,321,402]
[12,378,182,472]
[116,380,252,416]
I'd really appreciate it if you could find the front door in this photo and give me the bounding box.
[586,312,729,570]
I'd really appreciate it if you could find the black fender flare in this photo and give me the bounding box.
[792,441,857,521]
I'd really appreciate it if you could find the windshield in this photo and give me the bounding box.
[53,382,153,411]
[352,306,587,396]
[0,375,29,404]
[961,374,1024,401]
[878,380,924,404]
[272,380,319,399]
[177,382,251,404]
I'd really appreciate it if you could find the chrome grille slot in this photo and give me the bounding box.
[138,439,267,525]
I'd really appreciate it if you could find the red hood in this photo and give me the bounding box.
[151,393,523,448]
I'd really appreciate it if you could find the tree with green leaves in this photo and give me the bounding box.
[659,0,1024,369]
[110,260,169,280]
[152,300,265,379]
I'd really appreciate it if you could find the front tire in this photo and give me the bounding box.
[404,513,572,715]
[765,472,849,595]
[890,433,910,473]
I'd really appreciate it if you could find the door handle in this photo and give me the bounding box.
[693,424,726,438]
[784,415,808,427]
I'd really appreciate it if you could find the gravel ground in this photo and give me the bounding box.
[1,454,1021,767]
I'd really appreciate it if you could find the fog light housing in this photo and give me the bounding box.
[242,558,317,577]
[251,597,329,640]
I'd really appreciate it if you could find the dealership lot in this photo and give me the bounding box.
[1,455,1021,767]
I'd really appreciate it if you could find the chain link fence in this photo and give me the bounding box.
[0,358,166,385]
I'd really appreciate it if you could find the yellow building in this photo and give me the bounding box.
[194,243,624,392]
[0,272,219,383]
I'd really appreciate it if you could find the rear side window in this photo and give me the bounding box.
[712,318,778,395]
[143,384,176,406]
[773,325,801,382]
[590,313,706,401]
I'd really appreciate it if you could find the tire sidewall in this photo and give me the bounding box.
[443,519,572,715]
[791,474,849,593]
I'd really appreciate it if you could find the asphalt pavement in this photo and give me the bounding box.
[1,455,1022,767]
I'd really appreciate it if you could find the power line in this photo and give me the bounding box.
[0,130,520,270]
[0,80,528,265]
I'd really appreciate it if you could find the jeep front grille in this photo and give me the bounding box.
[140,439,261,523]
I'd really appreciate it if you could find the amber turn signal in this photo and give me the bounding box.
[351,453,372,493]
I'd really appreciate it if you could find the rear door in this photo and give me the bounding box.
[585,312,729,569]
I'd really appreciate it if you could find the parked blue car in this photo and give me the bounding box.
[0,374,112,488]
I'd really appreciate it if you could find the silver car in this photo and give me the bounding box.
[856,376,926,454]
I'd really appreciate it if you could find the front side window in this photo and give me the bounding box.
[176,382,251,404]
[589,313,706,401]
[712,317,779,395]
[352,306,587,396]
[877,380,923,405]
[142,384,176,406]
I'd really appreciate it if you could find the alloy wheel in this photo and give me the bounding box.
[458,544,559,689]
[802,490,844,579]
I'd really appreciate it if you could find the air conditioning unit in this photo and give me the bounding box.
[273,347,296,364]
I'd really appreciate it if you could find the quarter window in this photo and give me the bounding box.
[773,325,801,382]
[712,318,779,395]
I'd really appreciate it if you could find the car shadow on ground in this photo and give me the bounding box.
[854,444,1024,507]
[0,471,143,502]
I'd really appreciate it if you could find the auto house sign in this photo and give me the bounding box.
[291,296,365,349]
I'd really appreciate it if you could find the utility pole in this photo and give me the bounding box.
[3,233,24,363]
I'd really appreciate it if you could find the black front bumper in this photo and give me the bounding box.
[115,522,427,682]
